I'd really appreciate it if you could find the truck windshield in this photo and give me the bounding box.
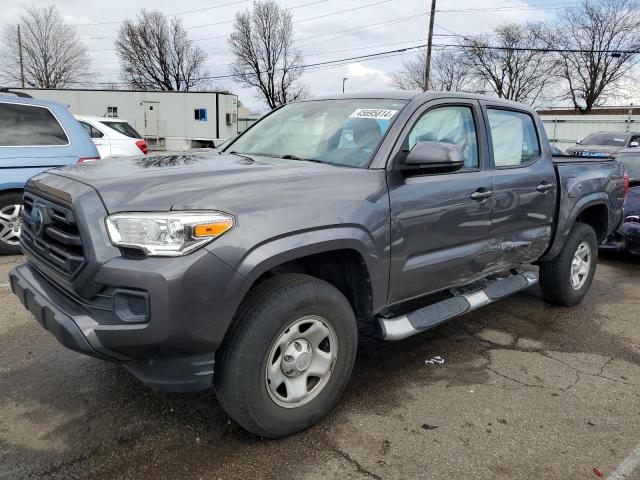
[224,99,407,168]
[616,153,640,180]
[581,133,627,147]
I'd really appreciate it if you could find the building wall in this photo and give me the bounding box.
[14,88,239,150]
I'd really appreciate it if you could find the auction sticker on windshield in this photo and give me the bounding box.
[350,109,398,120]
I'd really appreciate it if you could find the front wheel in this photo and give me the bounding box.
[0,192,24,255]
[539,222,598,306]
[215,274,358,438]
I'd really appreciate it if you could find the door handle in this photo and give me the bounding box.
[470,189,494,201]
[536,182,553,193]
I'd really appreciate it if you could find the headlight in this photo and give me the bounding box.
[105,211,234,256]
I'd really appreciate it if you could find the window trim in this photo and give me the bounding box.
[484,105,542,170]
[388,100,485,175]
[0,100,71,148]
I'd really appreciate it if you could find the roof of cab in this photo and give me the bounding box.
[304,90,536,110]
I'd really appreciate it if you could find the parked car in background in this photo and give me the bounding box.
[75,115,148,159]
[0,90,99,254]
[566,131,640,158]
[601,148,640,255]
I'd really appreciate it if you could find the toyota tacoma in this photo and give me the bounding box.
[9,92,626,438]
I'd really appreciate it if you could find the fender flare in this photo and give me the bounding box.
[540,194,609,262]
[234,226,387,312]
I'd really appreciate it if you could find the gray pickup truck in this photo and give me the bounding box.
[9,92,626,438]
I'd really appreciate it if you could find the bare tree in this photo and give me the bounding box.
[555,0,640,113]
[0,4,91,88]
[461,23,557,106]
[229,0,307,109]
[115,10,207,91]
[392,50,474,92]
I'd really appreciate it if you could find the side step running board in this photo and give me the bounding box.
[378,271,538,341]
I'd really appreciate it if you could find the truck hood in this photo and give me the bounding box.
[50,151,350,213]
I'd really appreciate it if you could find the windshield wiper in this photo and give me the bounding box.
[229,151,255,162]
[281,154,325,164]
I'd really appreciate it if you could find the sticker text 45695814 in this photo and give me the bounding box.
[349,109,398,120]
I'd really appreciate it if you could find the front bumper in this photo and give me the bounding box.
[10,248,251,391]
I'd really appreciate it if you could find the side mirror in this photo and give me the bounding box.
[630,141,639,147]
[401,141,465,173]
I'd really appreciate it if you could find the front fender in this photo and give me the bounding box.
[234,226,388,312]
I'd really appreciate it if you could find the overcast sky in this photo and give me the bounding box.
[0,0,589,111]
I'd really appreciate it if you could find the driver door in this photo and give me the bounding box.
[386,99,495,304]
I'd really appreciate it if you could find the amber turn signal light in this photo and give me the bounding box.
[193,221,233,237]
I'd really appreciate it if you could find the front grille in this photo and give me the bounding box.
[21,192,86,279]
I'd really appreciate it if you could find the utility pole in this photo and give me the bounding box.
[342,77,348,94]
[17,25,25,88]
[423,0,436,91]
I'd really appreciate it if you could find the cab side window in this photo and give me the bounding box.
[487,109,540,167]
[403,106,479,169]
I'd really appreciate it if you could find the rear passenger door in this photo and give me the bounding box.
[483,105,556,268]
[387,99,494,304]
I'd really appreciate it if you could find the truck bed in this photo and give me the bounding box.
[552,154,615,164]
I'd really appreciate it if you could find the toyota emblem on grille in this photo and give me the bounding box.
[31,206,46,237]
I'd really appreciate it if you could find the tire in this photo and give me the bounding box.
[0,192,24,255]
[539,222,598,306]
[215,274,358,438]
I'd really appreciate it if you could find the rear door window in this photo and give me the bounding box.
[79,121,104,139]
[487,109,540,167]
[0,102,69,146]
[100,121,142,139]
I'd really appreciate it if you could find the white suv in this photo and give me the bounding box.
[75,115,148,159]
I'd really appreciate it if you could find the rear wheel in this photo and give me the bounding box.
[0,192,24,255]
[539,222,598,306]
[215,274,358,438]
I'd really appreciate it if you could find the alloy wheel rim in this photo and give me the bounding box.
[570,241,591,291]
[265,315,338,409]
[0,204,23,246]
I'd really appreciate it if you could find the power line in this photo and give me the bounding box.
[73,0,250,27]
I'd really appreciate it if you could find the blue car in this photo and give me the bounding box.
[601,148,640,255]
[0,89,99,254]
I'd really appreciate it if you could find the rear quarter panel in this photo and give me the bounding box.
[540,160,625,261]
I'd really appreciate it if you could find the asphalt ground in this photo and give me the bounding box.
[1,253,639,480]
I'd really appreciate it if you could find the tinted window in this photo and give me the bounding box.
[0,102,69,146]
[616,154,640,180]
[404,106,478,169]
[487,109,540,167]
[100,121,142,139]
[225,99,407,168]
[581,132,627,147]
[79,121,104,139]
